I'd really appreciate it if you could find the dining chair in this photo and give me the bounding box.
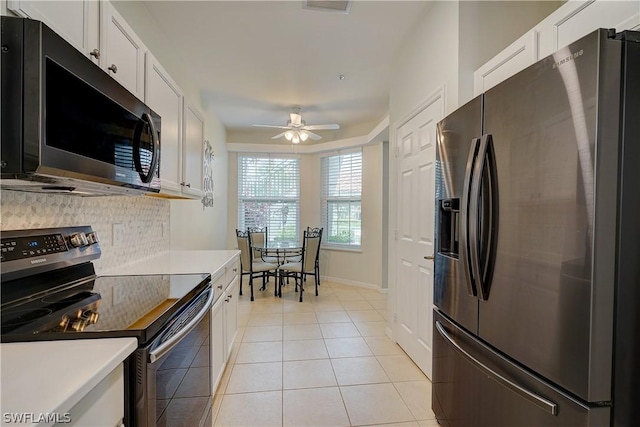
[236,229,277,301]
[247,226,279,264]
[278,229,322,302]
[306,227,323,285]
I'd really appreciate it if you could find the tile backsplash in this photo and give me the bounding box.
[0,190,170,273]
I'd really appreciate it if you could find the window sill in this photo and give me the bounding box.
[321,245,362,253]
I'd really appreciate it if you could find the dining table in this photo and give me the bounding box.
[252,241,303,297]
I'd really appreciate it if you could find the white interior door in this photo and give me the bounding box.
[395,99,440,379]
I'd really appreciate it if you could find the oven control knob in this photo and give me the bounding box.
[70,318,88,332]
[69,232,88,248]
[86,232,100,245]
[85,310,99,325]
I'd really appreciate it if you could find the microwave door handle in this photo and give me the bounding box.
[133,113,159,184]
[148,289,214,363]
[461,137,480,297]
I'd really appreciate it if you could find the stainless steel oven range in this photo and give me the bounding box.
[0,226,213,427]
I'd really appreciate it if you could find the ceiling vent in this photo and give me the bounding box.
[303,0,352,14]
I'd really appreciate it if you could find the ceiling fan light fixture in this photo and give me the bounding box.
[292,133,301,144]
[284,131,294,141]
[299,131,309,142]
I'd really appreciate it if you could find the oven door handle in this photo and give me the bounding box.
[148,289,214,363]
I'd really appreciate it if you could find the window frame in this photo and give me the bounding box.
[237,153,300,244]
[320,148,363,250]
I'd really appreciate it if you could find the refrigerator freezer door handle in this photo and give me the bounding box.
[435,320,559,416]
[460,137,480,297]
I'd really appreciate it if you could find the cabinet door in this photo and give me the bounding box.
[100,1,146,100]
[538,0,640,58]
[182,103,205,197]
[67,364,124,427]
[211,295,226,393]
[145,52,184,194]
[474,29,537,96]
[7,0,99,62]
[225,276,239,358]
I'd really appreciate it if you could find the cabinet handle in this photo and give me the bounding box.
[217,284,223,290]
[90,48,100,59]
[228,294,233,299]
[225,297,230,303]
[186,183,191,188]
[108,64,118,73]
[424,255,435,260]
[180,182,191,188]
[232,268,237,273]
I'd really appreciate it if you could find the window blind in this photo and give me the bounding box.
[238,155,300,243]
[321,149,362,248]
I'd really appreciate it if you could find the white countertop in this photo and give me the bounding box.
[98,250,240,279]
[0,338,136,426]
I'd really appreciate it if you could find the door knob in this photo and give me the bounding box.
[90,48,100,59]
[108,64,118,73]
[424,255,435,260]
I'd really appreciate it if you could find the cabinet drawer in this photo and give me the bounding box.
[223,260,239,290]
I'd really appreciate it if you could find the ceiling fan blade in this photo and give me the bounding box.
[290,113,303,126]
[306,131,322,141]
[271,131,288,139]
[303,124,340,130]
[252,124,291,129]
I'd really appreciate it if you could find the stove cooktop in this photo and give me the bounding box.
[1,273,211,344]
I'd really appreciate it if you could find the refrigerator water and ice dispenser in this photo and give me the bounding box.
[438,198,459,258]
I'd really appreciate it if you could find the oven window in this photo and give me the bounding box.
[44,58,154,173]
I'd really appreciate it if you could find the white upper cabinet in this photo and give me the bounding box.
[100,1,146,100]
[538,0,640,58]
[475,0,640,95]
[8,0,147,98]
[474,29,538,96]
[145,52,184,195]
[182,103,205,197]
[7,0,100,63]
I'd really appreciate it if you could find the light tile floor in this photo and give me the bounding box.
[209,279,439,427]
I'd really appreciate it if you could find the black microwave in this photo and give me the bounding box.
[1,16,161,195]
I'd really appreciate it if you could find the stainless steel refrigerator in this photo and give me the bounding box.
[432,29,640,427]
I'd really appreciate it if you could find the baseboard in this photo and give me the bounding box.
[321,275,387,293]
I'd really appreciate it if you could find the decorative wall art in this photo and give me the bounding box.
[201,139,215,209]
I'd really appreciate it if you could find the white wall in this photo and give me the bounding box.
[389,1,460,125]
[111,1,229,250]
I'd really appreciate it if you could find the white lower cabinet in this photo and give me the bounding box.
[211,256,240,393]
[63,364,124,427]
[211,293,227,392]
[225,277,239,358]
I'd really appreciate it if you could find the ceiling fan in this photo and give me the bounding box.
[252,107,340,143]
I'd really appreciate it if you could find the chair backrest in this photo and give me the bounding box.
[306,227,323,243]
[236,229,253,272]
[302,229,322,273]
[248,226,267,257]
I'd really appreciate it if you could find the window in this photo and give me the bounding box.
[238,155,299,243]
[321,149,362,249]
